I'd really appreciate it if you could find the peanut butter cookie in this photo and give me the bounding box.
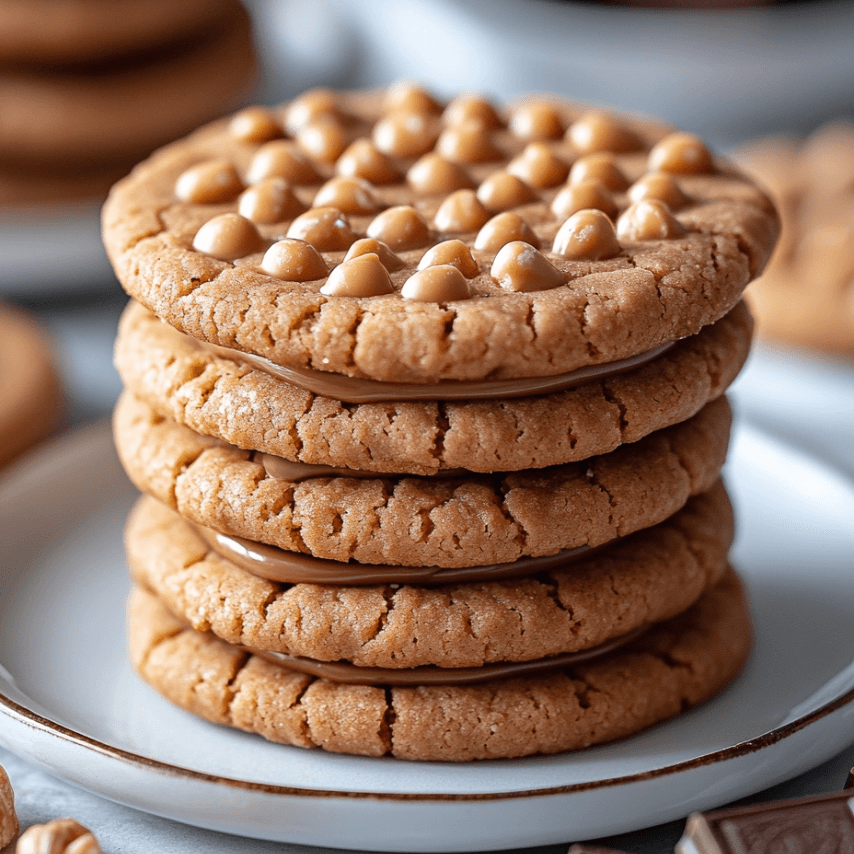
[125,481,733,669]
[102,87,777,384]
[114,298,751,475]
[0,303,62,469]
[736,123,854,354]
[128,565,750,760]
[114,390,731,566]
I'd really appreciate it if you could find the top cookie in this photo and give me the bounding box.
[103,84,779,384]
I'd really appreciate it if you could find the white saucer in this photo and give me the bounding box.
[1,421,853,852]
[0,202,115,296]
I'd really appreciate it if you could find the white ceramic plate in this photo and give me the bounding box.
[1,421,854,852]
[0,203,115,296]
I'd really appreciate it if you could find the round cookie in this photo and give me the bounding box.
[102,87,778,384]
[736,123,854,354]
[125,481,733,668]
[114,298,752,475]
[0,1,255,169]
[114,390,731,566]
[0,0,235,66]
[0,302,63,468]
[127,565,751,760]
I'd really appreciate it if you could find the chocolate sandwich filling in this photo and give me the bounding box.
[242,625,648,686]
[197,523,611,585]
[208,340,675,403]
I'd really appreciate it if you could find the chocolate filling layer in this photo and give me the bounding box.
[197,524,611,585]
[244,626,648,685]
[208,340,675,403]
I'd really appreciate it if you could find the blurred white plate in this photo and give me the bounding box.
[0,203,115,296]
[340,0,854,147]
[1,421,853,851]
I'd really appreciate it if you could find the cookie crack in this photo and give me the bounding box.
[222,650,251,714]
[138,623,185,672]
[379,687,395,755]
[532,573,576,623]
[600,381,629,436]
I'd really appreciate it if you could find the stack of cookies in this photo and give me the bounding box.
[0,0,255,205]
[104,84,778,761]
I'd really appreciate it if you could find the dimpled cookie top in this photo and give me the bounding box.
[103,84,778,383]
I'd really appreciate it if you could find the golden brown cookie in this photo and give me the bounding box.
[127,565,750,760]
[102,87,778,384]
[114,390,731,566]
[0,0,235,66]
[114,298,752,475]
[125,481,733,668]
[0,762,17,849]
[0,302,63,468]
[736,123,854,354]
[0,1,255,170]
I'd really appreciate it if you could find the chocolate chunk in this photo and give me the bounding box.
[567,845,631,854]
[676,790,854,854]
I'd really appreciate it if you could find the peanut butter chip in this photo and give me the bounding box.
[617,200,687,241]
[17,819,102,854]
[507,143,569,189]
[373,112,440,158]
[174,160,243,203]
[286,207,357,251]
[247,140,322,185]
[366,205,432,250]
[568,111,643,154]
[384,82,443,115]
[490,241,565,292]
[553,209,622,260]
[417,239,479,277]
[192,213,264,261]
[407,153,475,194]
[475,212,540,252]
[238,177,306,223]
[284,88,339,134]
[648,132,715,174]
[510,101,564,140]
[228,106,283,143]
[345,238,405,271]
[313,176,379,214]
[477,171,538,212]
[434,189,491,232]
[551,178,618,220]
[0,764,17,849]
[401,264,472,302]
[436,121,502,164]
[628,172,691,209]
[320,253,394,297]
[336,139,401,184]
[297,118,348,163]
[260,239,327,280]
[443,95,504,129]
[570,154,630,191]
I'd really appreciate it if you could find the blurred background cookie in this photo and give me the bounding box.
[0,0,257,297]
[0,302,63,469]
[735,123,854,355]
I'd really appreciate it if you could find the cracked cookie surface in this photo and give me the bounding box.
[125,481,733,668]
[102,88,777,383]
[114,391,731,566]
[114,298,751,475]
[128,565,750,760]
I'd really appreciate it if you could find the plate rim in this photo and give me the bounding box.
[2,680,854,801]
[2,421,854,803]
